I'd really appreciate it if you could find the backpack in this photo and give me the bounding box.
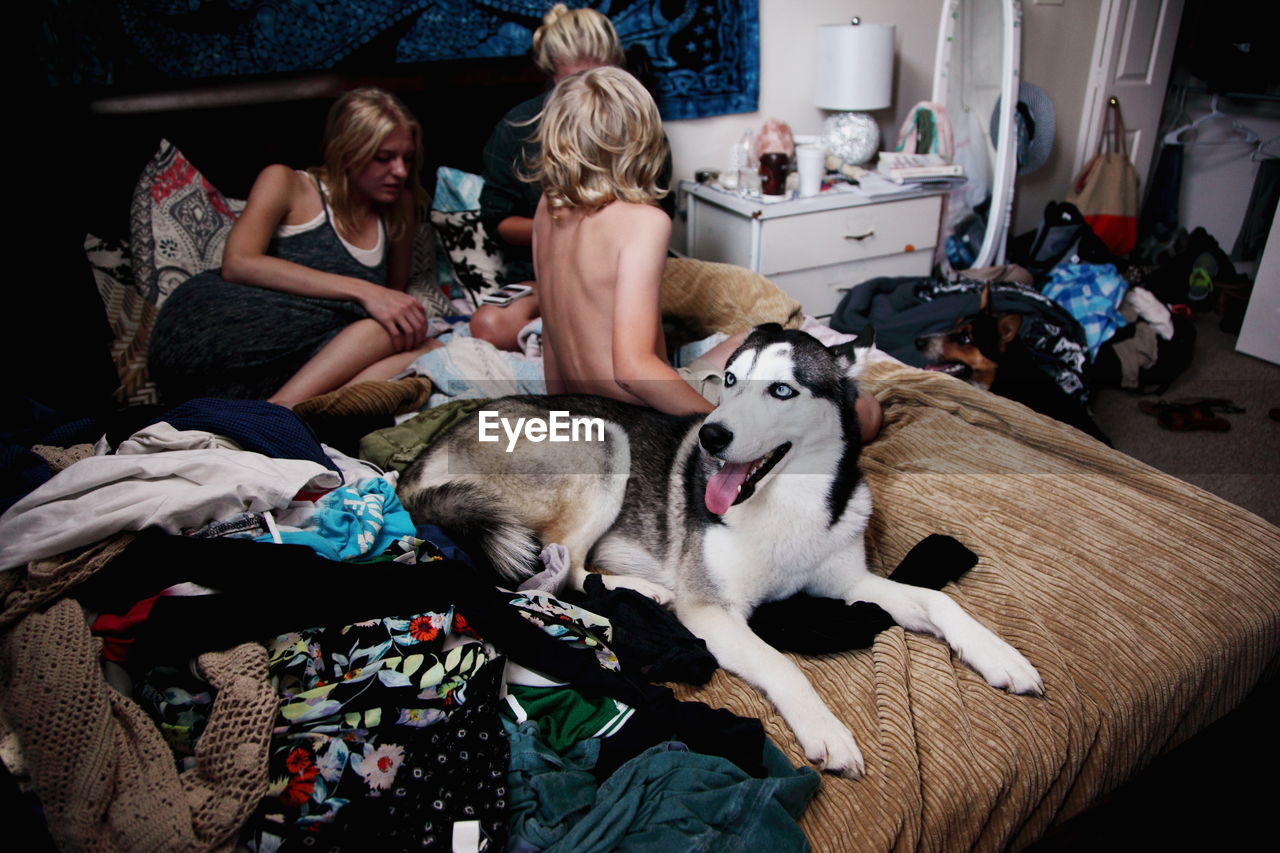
[1010,201,1114,283]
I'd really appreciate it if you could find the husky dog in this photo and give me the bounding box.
[398,324,1043,777]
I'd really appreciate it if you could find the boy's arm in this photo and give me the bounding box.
[610,208,714,416]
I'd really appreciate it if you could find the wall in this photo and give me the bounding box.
[665,0,1103,247]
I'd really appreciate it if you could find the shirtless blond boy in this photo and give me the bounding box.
[528,67,718,415]
[528,67,883,436]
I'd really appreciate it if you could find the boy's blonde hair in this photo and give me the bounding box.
[532,3,625,77]
[311,87,427,243]
[529,66,669,213]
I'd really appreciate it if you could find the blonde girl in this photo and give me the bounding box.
[150,87,440,407]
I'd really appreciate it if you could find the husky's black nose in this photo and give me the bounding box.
[699,422,733,455]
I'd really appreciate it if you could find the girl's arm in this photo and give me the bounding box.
[220,165,427,351]
[610,208,714,416]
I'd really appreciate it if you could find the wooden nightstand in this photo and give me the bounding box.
[680,180,947,317]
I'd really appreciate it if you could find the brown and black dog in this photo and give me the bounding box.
[916,286,1110,444]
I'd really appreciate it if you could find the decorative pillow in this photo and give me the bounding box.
[406,218,455,319]
[429,167,505,311]
[433,166,485,213]
[660,258,805,334]
[129,139,245,306]
[85,234,160,406]
[429,209,505,310]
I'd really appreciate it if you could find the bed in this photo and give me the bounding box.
[6,64,1279,851]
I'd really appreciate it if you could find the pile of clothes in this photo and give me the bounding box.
[0,398,825,851]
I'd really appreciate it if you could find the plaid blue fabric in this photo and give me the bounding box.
[1042,263,1129,359]
[142,398,339,474]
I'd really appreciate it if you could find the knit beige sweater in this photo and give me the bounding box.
[0,524,278,851]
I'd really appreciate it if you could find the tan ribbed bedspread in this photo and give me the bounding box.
[675,361,1280,852]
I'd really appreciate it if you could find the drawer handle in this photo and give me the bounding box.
[844,228,875,241]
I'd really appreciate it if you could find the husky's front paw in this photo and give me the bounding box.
[795,715,865,778]
[957,630,1044,696]
[601,575,674,606]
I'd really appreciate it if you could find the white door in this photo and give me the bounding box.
[1236,214,1280,366]
[1073,0,1185,195]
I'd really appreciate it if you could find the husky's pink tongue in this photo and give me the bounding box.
[705,460,754,516]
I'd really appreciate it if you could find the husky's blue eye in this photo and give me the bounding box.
[770,383,796,399]
[724,372,736,387]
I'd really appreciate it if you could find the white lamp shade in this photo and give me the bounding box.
[814,23,895,111]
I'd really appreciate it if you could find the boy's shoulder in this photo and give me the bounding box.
[596,200,670,228]
[594,202,670,252]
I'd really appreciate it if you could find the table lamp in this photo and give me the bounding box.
[815,18,895,166]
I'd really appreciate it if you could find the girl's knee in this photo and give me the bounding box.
[470,306,519,351]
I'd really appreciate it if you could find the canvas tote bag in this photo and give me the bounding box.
[1067,98,1140,255]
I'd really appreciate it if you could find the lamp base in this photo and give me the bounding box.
[821,112,881,167]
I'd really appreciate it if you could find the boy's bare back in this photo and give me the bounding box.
[533,196,711,414]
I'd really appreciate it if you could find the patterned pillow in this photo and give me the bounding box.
[129,140,246,306]
[406,218,455,319]
[429,209,505,310]
[85,234,160,406]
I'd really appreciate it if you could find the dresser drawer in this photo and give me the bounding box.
[758,195,942,276]
[771,248,937,317]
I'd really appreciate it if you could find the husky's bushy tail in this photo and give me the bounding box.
[400,481,541,582]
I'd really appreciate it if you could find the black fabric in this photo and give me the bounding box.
[749,535,978,654]
[1232,158,1280,262]
[563,573,718,685]
[1138,144,1185,249]
[1093,312,1197,395]
[292,411,394,460]
[989,340,1112,444]
[1009,201,1115,283]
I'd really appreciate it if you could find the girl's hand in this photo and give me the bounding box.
[360,285,428,352]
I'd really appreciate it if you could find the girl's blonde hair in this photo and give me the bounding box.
[527,66,668,213]
[311,87,427,243]
[532,3,625,77]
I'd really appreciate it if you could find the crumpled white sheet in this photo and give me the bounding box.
[0,449,340,571]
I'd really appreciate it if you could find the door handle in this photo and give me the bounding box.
[844,228,875,240]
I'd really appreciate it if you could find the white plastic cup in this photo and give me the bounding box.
[796,145,826,197]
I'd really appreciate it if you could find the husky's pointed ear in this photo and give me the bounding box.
[830,324,875,378]
[747,322,784,341]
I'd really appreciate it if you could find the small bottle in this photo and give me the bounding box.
[729,130,757,195]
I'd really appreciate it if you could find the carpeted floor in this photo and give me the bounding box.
[1091,311,1280,526]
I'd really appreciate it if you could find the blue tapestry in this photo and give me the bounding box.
[42,1,759,121]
